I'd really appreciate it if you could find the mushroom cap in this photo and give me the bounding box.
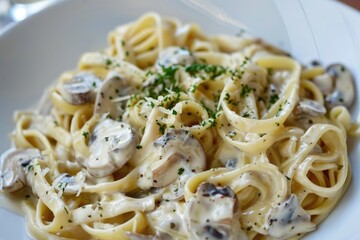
[185,182,246,240]
[313,73,333,95]
[326,64,354,108]
[87,119,138,177]
[156,47,196,70]
[295,99,326,117]
[94,72,132,119]
[0,148,41,192]
[138,129,206,189]
[59,72,102,105]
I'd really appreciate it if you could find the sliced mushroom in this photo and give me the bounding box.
[185,182,247,240]
[138,129,206,190]
[156,47,196,70]
[313,73,333,95]
[313,64,355,109]
[94,71,133,119]
[295,99,326,117]
[53,172,85,195]
[0,148,42,192]
[147,201,188,239]
[59,72,102,105]
[265,194,315,239]
[86,119,138,177]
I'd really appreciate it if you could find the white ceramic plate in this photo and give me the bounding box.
[0,0,359,239]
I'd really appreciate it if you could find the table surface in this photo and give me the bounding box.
[340,0,360,10]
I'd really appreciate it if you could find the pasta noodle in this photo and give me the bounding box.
[0,13,358,240]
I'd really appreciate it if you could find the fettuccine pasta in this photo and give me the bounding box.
[0,13,358,240]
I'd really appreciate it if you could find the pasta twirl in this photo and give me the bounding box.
[0,13,358,240]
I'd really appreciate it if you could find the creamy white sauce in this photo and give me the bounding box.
[265,194,315,239]
[0,188,35,216]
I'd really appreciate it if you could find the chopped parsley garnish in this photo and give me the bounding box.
[269,94,279,105]
[143,65,183,99]
[82,131,89,138]
[177,168,185,175]
[240,84,252,98]
[136,145,143,149]
[276,104,283,117]
[172,109,178,115]
[105,59,112,66]
[185,63,227,79]
[156,120,166,134]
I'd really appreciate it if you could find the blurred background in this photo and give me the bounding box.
[0,0,359,32]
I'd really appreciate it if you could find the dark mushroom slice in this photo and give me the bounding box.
[86,119,139,178]
[59,72,102,105]
[295,99,326,117]
[156,47,196,70]
[185,183,247,240]
[94,71,133,119]
[265,194,315,239]
[313,64,355,109]
[138,129,206,190]
[0,148,42,192]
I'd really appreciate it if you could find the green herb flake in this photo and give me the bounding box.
[105,59,112,66]
[177,167,185,175]
[269,94,279,105]
[82,131,89,138]
[156,120,166,134]
[240,84,252,98]
[136,145,143,150]
[185,63,227,80]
